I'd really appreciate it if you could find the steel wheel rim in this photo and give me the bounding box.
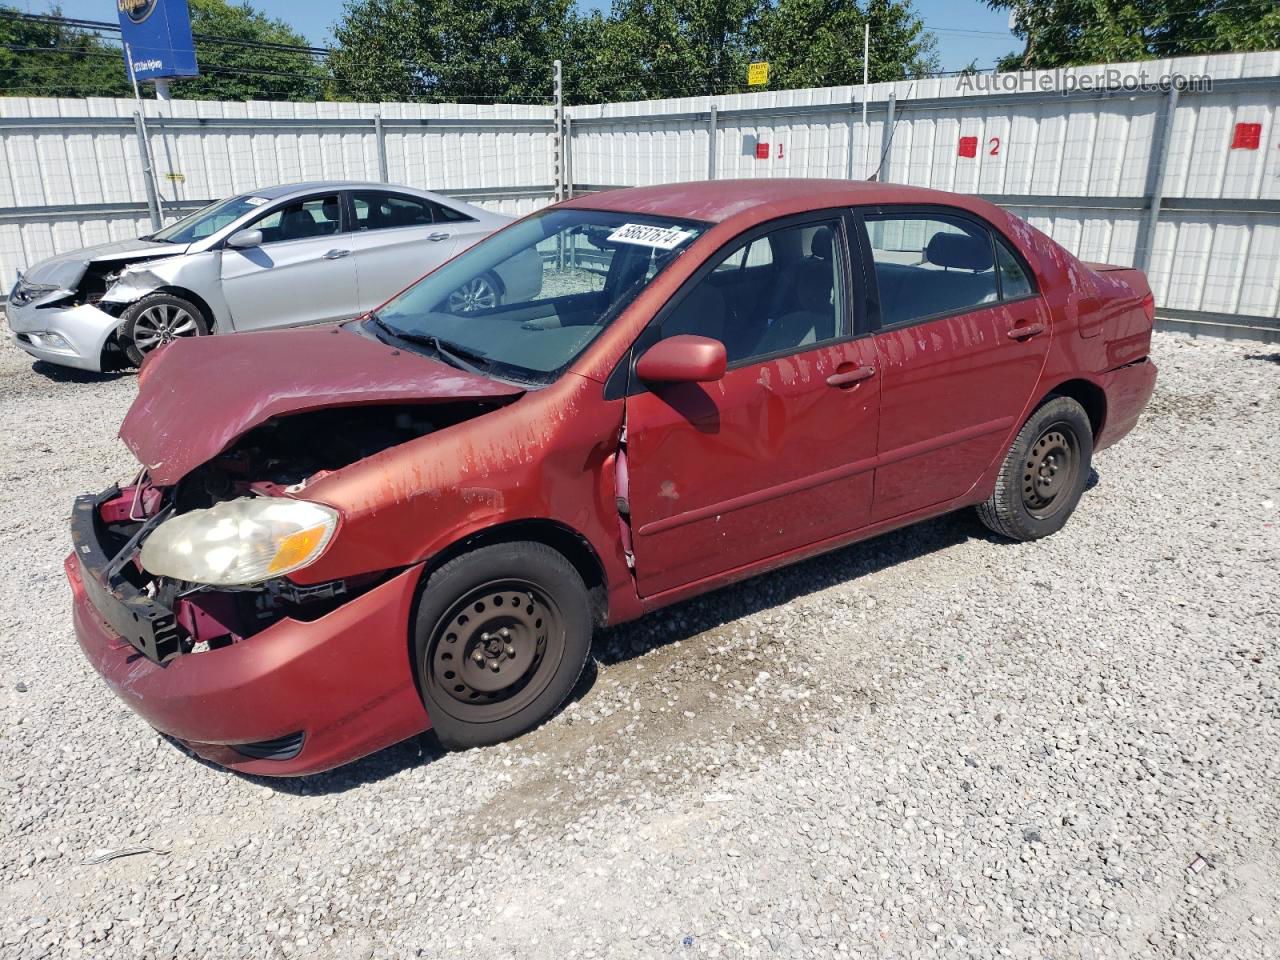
[426,578,565,723]
[1022,421,1080,520]
[447,277,498,314]
[132,304,199,353]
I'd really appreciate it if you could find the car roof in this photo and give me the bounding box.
[247,181,433,200]
[560,178,1005,226]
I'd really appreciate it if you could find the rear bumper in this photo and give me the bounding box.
[67,553,432,777]
[1096,357,1158,452]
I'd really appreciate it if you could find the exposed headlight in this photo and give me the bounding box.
[140,497,339,586]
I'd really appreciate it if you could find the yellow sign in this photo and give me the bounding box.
[747,62,769,86]
[164,172,185,183]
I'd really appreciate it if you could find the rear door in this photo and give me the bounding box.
[346,191,479,311]
[623,213,882,597]
[219,193,359,330]
[858,208,1051,521]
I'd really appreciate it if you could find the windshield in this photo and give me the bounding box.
[151,195,270,244]
[369,208,709,383]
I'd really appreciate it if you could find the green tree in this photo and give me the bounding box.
[989,0,1280,70]
[181,0,326,101]
[753,0,938,89]
[0,1,325,101]
[0,6,129,98]
[572,0,763,101]
[329,0,582,103]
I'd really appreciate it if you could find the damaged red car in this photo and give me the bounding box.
[67,179,1157,776]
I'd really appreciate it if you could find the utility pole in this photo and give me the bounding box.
[125,42,164,231]
[553,59,565,203]
[860,21,870,179]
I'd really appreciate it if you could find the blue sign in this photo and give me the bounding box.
[117,0,199,81]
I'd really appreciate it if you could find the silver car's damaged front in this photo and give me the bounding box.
[6,240,204,372]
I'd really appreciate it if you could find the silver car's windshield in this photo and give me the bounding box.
[151,195,272,244]
[369,208,709,384]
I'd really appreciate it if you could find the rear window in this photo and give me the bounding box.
[866,214,998,327]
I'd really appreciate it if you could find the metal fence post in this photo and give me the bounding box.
[878,92,896,182]
[552,59,565,203]
[564,114,574,198]
[132,110,162,231]
[708,104,718,179]
[374,113,389,183]
[1140,86,1179,274]
[846,91,858,180]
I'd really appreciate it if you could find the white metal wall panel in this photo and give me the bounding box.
[1,50,1277,319]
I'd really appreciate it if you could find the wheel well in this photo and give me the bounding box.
[1044,379,1106,438]
[425,519,609,627]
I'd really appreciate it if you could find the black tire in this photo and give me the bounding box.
[120,292,210,367]
[413,541,592,750]
[976,395,1093,542]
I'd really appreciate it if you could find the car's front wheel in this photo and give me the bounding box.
[977,395,1094,541]
[120,293,209,366]
[447,272,502,314]
[413,542,593,750]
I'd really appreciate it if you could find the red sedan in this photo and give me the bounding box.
[67,179,1157,775]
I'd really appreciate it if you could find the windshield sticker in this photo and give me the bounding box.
[607,223,696,250]
[244,196,269,206]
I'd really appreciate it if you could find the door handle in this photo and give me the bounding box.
[1006,321,1046,340]
[323,249,351,259]
[427,232,450,242]
[827,365,876,388]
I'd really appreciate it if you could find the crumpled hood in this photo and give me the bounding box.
[120,325,524,485]
[20,238,186,291]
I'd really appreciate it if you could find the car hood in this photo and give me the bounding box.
[20,238,187,291]
[120,325,525,485]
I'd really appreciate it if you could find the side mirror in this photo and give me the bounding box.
[635,335,726,384]
[227,228,263,250]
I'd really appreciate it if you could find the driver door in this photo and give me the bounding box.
[623,215,882,597]
[220,193,361,331]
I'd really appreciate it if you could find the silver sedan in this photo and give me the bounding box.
[5,181,542,371]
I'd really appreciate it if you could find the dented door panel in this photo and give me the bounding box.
[625,340,881,597]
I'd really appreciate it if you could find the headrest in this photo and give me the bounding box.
[925,231,992,271]
[795,260,833,312]
[321,199,340,221]
[810,227,832,261]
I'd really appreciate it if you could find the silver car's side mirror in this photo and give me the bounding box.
[227,228,263,250]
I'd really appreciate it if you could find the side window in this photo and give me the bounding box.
[351,192,451,231]
[866,214,997,327]
[662,220,843,364]
[995,236,1035,299]
[251,195,342,244]
[432,201,474,224]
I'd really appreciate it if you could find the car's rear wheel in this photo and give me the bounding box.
[413,542,592,749]
[976,395,1093,541]
[120,293,209,366]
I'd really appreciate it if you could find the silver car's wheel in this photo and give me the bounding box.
[448,274,501,314]
[121,293,210,366]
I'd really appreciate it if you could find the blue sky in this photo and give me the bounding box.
[39,0,1019,72]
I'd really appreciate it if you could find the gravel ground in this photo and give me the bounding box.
[0,332,1277,960]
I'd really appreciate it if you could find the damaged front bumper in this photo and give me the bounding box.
[67,491,433,776]
[6,296,120,372]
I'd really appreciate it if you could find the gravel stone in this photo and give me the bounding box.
[0,334,1277,960]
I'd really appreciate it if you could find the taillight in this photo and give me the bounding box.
[1140,292,1155,325]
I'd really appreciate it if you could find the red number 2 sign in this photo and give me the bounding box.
[988,136,1001,156]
